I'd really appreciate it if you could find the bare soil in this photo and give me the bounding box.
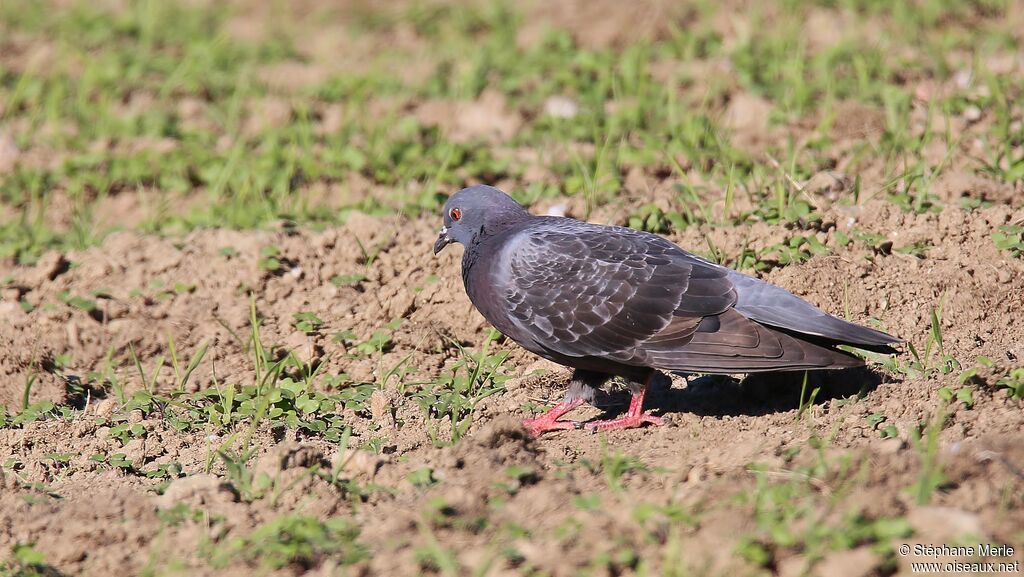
[2,193,1022,575]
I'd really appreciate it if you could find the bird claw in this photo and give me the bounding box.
[522,417,577,437]
[524,416,581,438]
[521,399,585,437]
[583,411,665,432]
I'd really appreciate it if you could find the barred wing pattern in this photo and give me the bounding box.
[498,221,879,373]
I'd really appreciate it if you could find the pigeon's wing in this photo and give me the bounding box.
[500,223,736,365]
[724,269,901,346]
[498,221,878,373]
[638,253,893,371]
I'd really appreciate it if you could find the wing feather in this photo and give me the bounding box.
[500,221,735,362]
[487,219,883,375]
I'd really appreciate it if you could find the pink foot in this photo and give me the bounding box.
[584,411,665,431]
[522,399,583,436]
[582,378,665,432]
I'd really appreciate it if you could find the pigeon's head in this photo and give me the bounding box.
[434,185,529,254]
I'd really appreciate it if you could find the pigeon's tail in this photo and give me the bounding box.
[724,268,903,348]
[757,309,903,350]
[645,309,891,374]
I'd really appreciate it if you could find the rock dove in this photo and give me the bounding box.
[434,185,901,435]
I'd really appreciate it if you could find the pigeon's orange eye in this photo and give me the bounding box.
[449,207,462,221]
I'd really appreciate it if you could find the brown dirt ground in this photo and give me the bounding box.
[2,1,1024,576]
[2,196,1023,575]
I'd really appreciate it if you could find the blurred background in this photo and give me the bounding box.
[1,0,1021,266]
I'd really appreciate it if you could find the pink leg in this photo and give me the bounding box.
[584,378,665,432]
[522,399,584,436]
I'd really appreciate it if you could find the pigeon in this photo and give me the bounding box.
[433,185,901,435]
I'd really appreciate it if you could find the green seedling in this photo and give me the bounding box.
[992,225,1024,258]
[411,330,508,445]
[866,413,899,439]
[938,386,974,409]
[210,515,367,569]
[908,407,950,505]
[996,367,1024,400]
[796,371,820,421]
[292,311,324,334]
[258,245,284,273]
[167,335,208,392]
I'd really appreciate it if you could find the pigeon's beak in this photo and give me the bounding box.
[433,226,453,255]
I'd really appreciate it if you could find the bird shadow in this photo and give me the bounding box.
[592,367,889,419]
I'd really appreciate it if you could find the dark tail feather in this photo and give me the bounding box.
[663,328,866,374]
[650,310,882,374]
[723,268,903,347]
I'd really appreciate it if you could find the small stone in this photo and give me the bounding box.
[962,105,982,123]
[94,398,117,418]
[543,95,579,119]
